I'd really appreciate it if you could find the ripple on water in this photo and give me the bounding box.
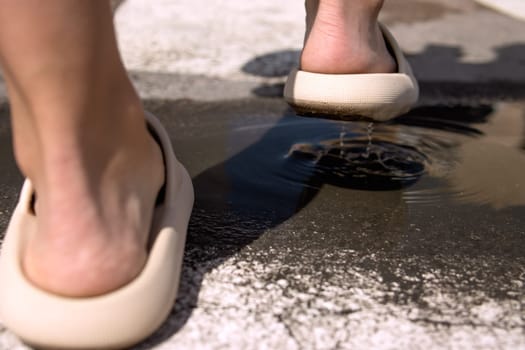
[223,103,525,210]
[286,138,428,191]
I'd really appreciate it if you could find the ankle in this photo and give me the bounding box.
[305,0,384,29]
[12,88,148,182]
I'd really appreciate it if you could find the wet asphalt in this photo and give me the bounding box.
[1,92,524,349]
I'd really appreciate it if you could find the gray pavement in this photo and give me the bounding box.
[0,1,525,349]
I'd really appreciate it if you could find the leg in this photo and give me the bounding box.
[0,0,164,297]
[301,0,395,74]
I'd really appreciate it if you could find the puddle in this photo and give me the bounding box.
[180,101,525,214]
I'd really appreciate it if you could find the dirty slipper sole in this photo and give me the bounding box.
[284,24,419,122]
[0,112,194,349]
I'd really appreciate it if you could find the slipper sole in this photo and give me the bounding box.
[0,113,194,349]
[284,24,419,122]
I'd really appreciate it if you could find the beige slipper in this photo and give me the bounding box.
[0,112,194,349]
[284,24,419,122]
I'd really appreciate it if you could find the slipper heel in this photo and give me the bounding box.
[284,23,419,122]
[0,113,194,350]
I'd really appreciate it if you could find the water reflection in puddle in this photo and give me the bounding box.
[206,102,525,214]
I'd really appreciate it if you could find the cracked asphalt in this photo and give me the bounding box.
[0,0,524,349]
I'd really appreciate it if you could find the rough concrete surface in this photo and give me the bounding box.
[113,0,525,101]
[0,1,524,350]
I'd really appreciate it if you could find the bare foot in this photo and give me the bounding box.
[20,107,165,297]
[301,0,396,74]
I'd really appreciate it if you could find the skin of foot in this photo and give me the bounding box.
[301,0,396,74]
[0,0,164,297]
